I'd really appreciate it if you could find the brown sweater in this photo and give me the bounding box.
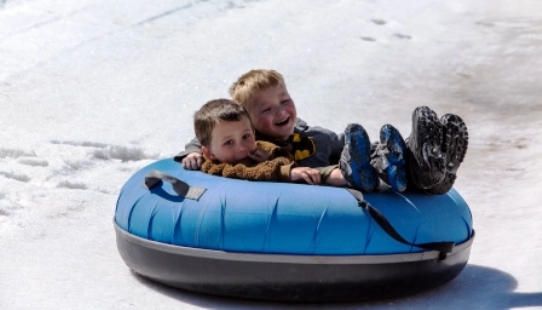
[201,141,295,182]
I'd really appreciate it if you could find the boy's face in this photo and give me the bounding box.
[202,116,257,164]
[246,84,297,140]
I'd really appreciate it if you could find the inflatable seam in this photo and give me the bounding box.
[127,195,145,234]
[409,226,420,253]
[363,212,375,254]
[396,192,421,215]
[173,205,184,244]
[461,216,472,238]
[262,196,280,252]
[114,187,125,214]
[147,200,160,240]
[311,205,329,254]
[194,186,221,247]
[395,192,420,253]
[219,193,226,249]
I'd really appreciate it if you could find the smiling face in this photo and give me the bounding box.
[201,116,257,164]
[246,84,297,140]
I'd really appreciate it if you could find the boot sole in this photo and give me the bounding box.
[345,124,378,192]
[408,106,446,189]
[381,124,407,192]
[429,114,468,194]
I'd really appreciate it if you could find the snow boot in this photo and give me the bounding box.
[427,114,468,194]
[406,106,446,189]
[340,124,378,192]
[371,124,408,192]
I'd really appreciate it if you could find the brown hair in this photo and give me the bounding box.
[194,98,252,146]
[228,69,286,108]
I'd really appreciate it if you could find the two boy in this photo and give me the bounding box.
[176,69,468,195]
[193,98,323,184]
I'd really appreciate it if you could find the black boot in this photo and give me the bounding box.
[427,114,468,194]
[406,106,446,190]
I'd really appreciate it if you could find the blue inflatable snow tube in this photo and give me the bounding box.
[114,158,474,301]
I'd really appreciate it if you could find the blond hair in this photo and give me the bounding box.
[228,69,286,108]
[194,99,252,147]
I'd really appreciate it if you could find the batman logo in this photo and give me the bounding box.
[289,133,316,161]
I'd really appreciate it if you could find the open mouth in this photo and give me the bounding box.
[275,116,290,127]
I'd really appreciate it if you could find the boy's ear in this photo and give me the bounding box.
[201,146,215,160]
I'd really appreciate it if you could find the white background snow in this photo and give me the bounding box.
[1,0,541,308]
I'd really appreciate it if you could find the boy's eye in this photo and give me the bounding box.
[224,140,234,146]
[242,133,252,139]
[262,108,271,113]
[281,99,291,105]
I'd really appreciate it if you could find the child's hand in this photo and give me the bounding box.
[247,148,271,163]
[290,167,321,185]
[182,152,203,170]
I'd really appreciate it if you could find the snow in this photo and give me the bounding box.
[1,0,541,308]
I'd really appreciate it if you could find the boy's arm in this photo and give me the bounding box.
[174,137,201,161]
[202,157,294,182]
[329,131,345,165]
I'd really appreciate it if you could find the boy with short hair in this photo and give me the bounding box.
[178,69,468,194]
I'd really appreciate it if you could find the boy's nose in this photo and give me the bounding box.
[237,145,248,153]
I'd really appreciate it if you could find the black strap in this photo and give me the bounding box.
[144,170,206,200]
[347,189,455,257]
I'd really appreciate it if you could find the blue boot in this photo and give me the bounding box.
[371,124,408,192]
[340,124,378,192]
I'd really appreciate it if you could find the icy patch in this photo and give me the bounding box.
[393,33,412,40]
[91,145,158,162]
[50,140,157,162]
[0,147,36,159]
[371,18,387,25]
[93,186,115,195]
[0,192,6,215]
[57,181,87,190]
[62,159,94,171]
[0,171,31,182]
[50,140,108,148]
[18,157,49,167]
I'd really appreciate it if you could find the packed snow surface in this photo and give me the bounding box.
[1,0,541,308]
